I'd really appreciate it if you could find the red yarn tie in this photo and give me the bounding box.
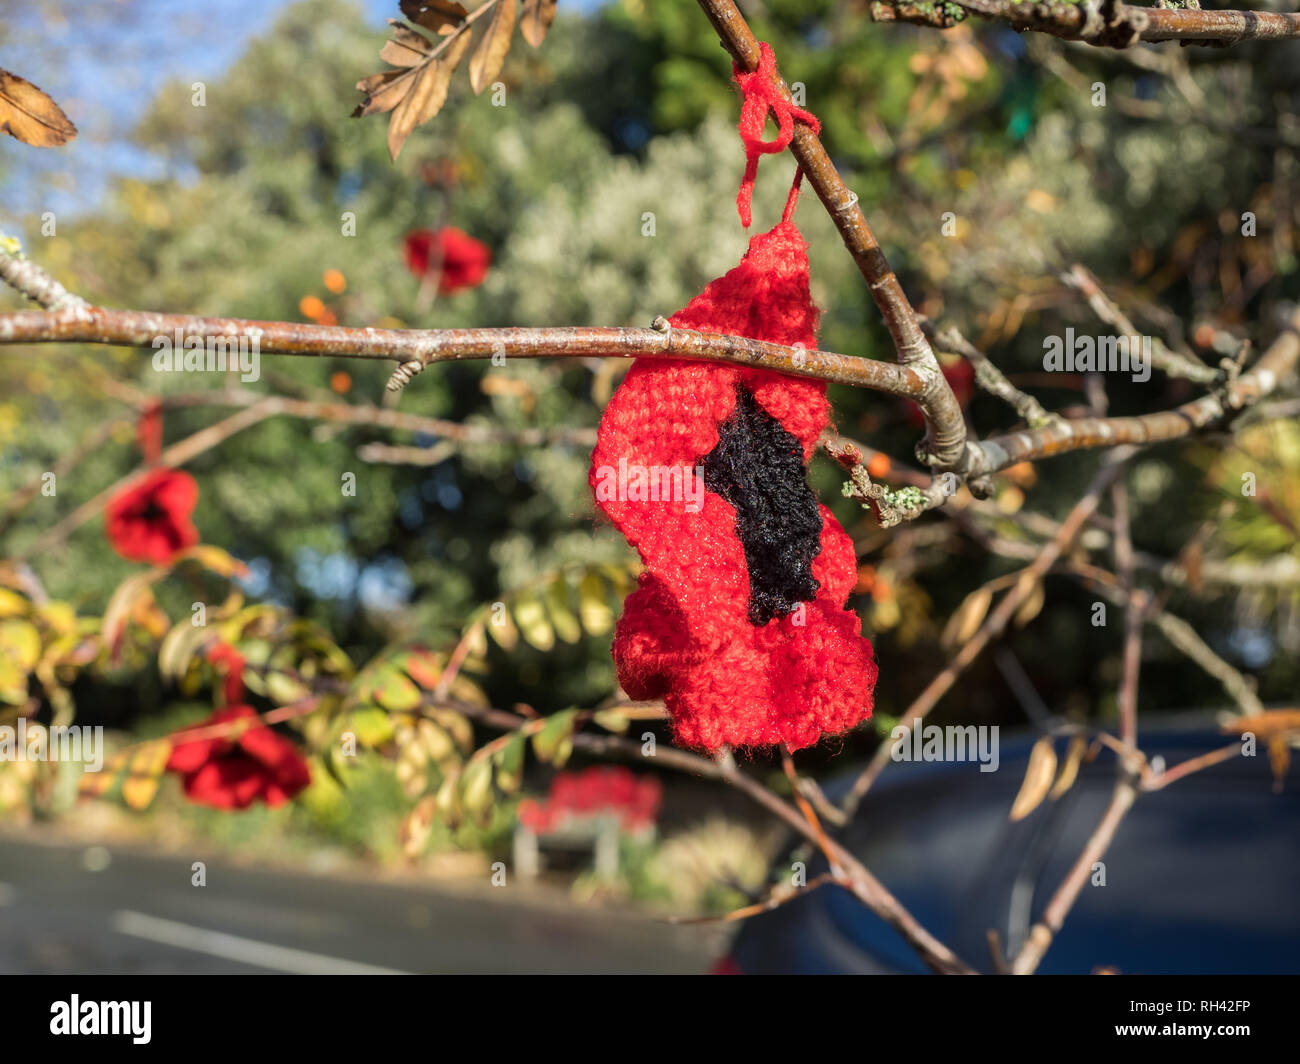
[733,42,821,228]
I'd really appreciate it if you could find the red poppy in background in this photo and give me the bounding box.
[403,227,491,293]
[104,468,199,565]
[166,705,311,810]
[518,766,662,833]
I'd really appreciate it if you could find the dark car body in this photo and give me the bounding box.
[728,721,1299,974]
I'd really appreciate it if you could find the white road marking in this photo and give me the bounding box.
[112,910,407,975]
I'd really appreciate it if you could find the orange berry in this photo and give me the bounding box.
[1003,461,1037,488]
[330,371,352,394]
[866,452,891,479]
[854,565,876,595]
[316,308,338,327]
[299,295,326,320]
[323,269,346,294]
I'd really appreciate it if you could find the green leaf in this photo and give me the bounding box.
[158,620,210,683]
[0,588,29,618]
[593,708,629,733]
[371,666,423,711]
[513,592,554,651]
[532,708,578,766]
[494,730,527,792]
[577,570,614,636]
[0,619,41,671]
[348,707,395,748]
[545,575,581,644]
[418,718,456,762]
[266,670,310,705]
[460,755,493,817]
[426,708,474,753]
[486,606,519,652]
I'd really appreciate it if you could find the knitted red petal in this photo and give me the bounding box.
[591,220,877,752]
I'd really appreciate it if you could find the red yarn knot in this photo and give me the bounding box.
[733,42,820,228]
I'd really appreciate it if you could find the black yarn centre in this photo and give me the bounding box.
[702,387,823,626]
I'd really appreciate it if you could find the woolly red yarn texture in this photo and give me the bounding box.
[733,42,820,229]
[590,219,877,752]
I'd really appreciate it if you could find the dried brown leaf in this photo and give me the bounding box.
[0,68,77,148]
[1010,736,1057,821]
[401,0,468,33]
[1012,573,1045,628]
[380,24,435,67]
[1049,734,1087,800]
[940,586,992,650]
[386,29,472,160]
[470,0,518,95]
[520,0,557,48]
[352,68,417,117]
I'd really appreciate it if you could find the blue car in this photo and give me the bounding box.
[722,719,1299,974]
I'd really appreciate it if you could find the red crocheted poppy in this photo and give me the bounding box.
[103,468,199,565]
[590,219,878,752]
[166,704,311,810]
[403,226,491,293]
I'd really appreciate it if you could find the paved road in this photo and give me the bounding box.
[0,835,720,974]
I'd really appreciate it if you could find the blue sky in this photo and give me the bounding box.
[0,0,606,225]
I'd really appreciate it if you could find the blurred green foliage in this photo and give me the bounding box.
[2,0,1297,806]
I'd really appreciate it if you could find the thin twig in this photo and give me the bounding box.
[667,872,841,925]
[929,323,1061,429]
[437,696,975,973]
[1142,741,1242,791]
[1064,265,1219,384]
[694,0,968,469]
[840,452,1132,815]
[1010,772,1139,975]
[1011,495,1150,975]
[1111,479,1141,749]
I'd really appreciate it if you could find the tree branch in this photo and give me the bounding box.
[0,236,87,311]
[0,304,922,394]
[4,299,1296,527]
[872,0,1300,48]
[694,0,968,469]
